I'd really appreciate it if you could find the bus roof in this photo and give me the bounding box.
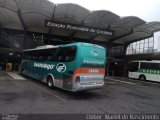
[24,42,105,52]
[61,42,105,50]
[24,45,59,51]
[130,60,160,63]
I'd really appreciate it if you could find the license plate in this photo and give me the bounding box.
[89,82,95,85]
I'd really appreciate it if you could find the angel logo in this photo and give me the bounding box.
[91,50,99,57]
[56,63,66,73]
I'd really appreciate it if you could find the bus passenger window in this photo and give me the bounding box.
[65,47,76,62]
[53,46,76,62]
[47,56,52,61]
[39,56,44,61]
[58,56,63,61]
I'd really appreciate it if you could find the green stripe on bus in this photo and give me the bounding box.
[138,69,160,74]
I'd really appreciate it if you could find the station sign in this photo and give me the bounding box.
[45,20,113,36]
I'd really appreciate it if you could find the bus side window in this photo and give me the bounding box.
[150,63,160,70]
[44,48,57,61]
[39,56,44,61]
[52,48,65,61]
[141,62,155,70]
[52,46,76,62]
[58,56,63,61]
[24,51,32,60]
[157,63,160,70]
[47,56,52,61]
[65,47,76,61]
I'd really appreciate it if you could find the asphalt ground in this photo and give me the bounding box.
[0,71,160,114]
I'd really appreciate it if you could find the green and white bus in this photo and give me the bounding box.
[128,60,160,82]
[21,42,106,92]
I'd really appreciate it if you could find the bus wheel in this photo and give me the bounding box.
[139,75,146,81]
[21,69,25,73]
[47,76,54,88]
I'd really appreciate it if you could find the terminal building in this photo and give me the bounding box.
[0,0,160,76]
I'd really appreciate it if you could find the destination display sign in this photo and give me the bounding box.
[45,20,113,36]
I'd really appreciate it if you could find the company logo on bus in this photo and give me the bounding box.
[91,50,99,57]
[34,62,55,70]
[56,63,66,73]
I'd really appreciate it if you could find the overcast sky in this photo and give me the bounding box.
[48,0,160,22]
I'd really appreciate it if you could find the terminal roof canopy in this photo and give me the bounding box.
[0,0,160,45]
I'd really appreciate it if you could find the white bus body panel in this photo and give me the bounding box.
[129,72,160,82]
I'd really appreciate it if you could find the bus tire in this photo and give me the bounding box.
[21,69,25,73]
[139,75,146,81]
[47,76,54,89]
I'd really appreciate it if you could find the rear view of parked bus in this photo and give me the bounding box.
[128,60,160,82]
[21,42,106,92]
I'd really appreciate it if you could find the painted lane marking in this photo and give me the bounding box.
[6,72,26,80]
[129,78,160,85]
[107,78,135,85]
[27,81,66,102]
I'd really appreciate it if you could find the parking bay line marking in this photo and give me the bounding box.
[131,79,160,85]
[108,78,135,85]
[27,81,66,102]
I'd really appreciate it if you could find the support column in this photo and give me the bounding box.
[15,0,28,49]
[106,41,112,75]
[123,44,129,77]
[17,9,27,49]
[0,25,2,40]
[47,5,56,44]
[23,31,27,49]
